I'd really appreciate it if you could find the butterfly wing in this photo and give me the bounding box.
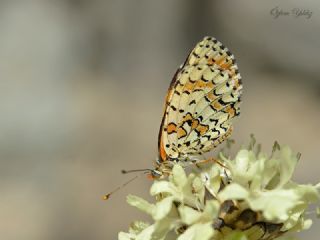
[158,36,242,162]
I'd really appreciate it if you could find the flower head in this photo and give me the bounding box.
[119,140,319,240]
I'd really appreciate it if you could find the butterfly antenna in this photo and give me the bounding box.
[103,169,152,201]
[121,168,153,174]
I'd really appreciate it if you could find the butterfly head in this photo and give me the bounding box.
[147,169,163,180]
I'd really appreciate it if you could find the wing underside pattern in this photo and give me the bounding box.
[158,36,242,162]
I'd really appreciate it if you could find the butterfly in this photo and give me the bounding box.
[152,36,242,178]
[104,36,242,199]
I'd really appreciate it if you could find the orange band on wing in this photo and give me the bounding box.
[159,136,167,162]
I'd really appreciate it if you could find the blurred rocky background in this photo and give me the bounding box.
[0,0,319,239]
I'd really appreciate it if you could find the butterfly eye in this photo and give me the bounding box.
[151,170,162,179]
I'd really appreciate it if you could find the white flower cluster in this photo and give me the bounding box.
[119,143,319,240]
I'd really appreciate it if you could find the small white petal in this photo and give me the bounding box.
[177,223,214,240]
[178,205,202,225]
[219,183,249,201]
[118,232,135,240]
[153,197,174,220]
[127,195,155,215]
[277,146,298,188]
[150,181,179,196]
[172,164,188,189]
[136,225,155,240]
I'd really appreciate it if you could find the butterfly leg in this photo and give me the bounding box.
[195,157,229,170]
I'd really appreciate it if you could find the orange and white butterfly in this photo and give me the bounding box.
[104,36,242,199]
[152,36,242,178]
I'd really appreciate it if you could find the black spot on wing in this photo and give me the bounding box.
[202,135,211,141]
[192,52,200,58]
[170,105,177,111]
[186,119,193,126]
[209,119,218,124]
[174,90,181,96]
[221,125,228,132]
[201,75,209,82]
[212,128,221,135]
[209,104,217,111]
[218,98,227,105]
[204,96,211,103]
[189,100,196,105]
[189,78,196,83]
[194,129,201,137]
[177,81,184,86]
[193,89,203,92]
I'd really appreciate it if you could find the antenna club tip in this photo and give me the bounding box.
[103,194,111,200]
[121,169,127,174]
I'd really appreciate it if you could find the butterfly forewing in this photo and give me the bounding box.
[158,36,242,162]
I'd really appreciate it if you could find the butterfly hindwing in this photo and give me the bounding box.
[158,36,242,162]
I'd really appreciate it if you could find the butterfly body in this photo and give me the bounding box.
[156,36,242,173]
